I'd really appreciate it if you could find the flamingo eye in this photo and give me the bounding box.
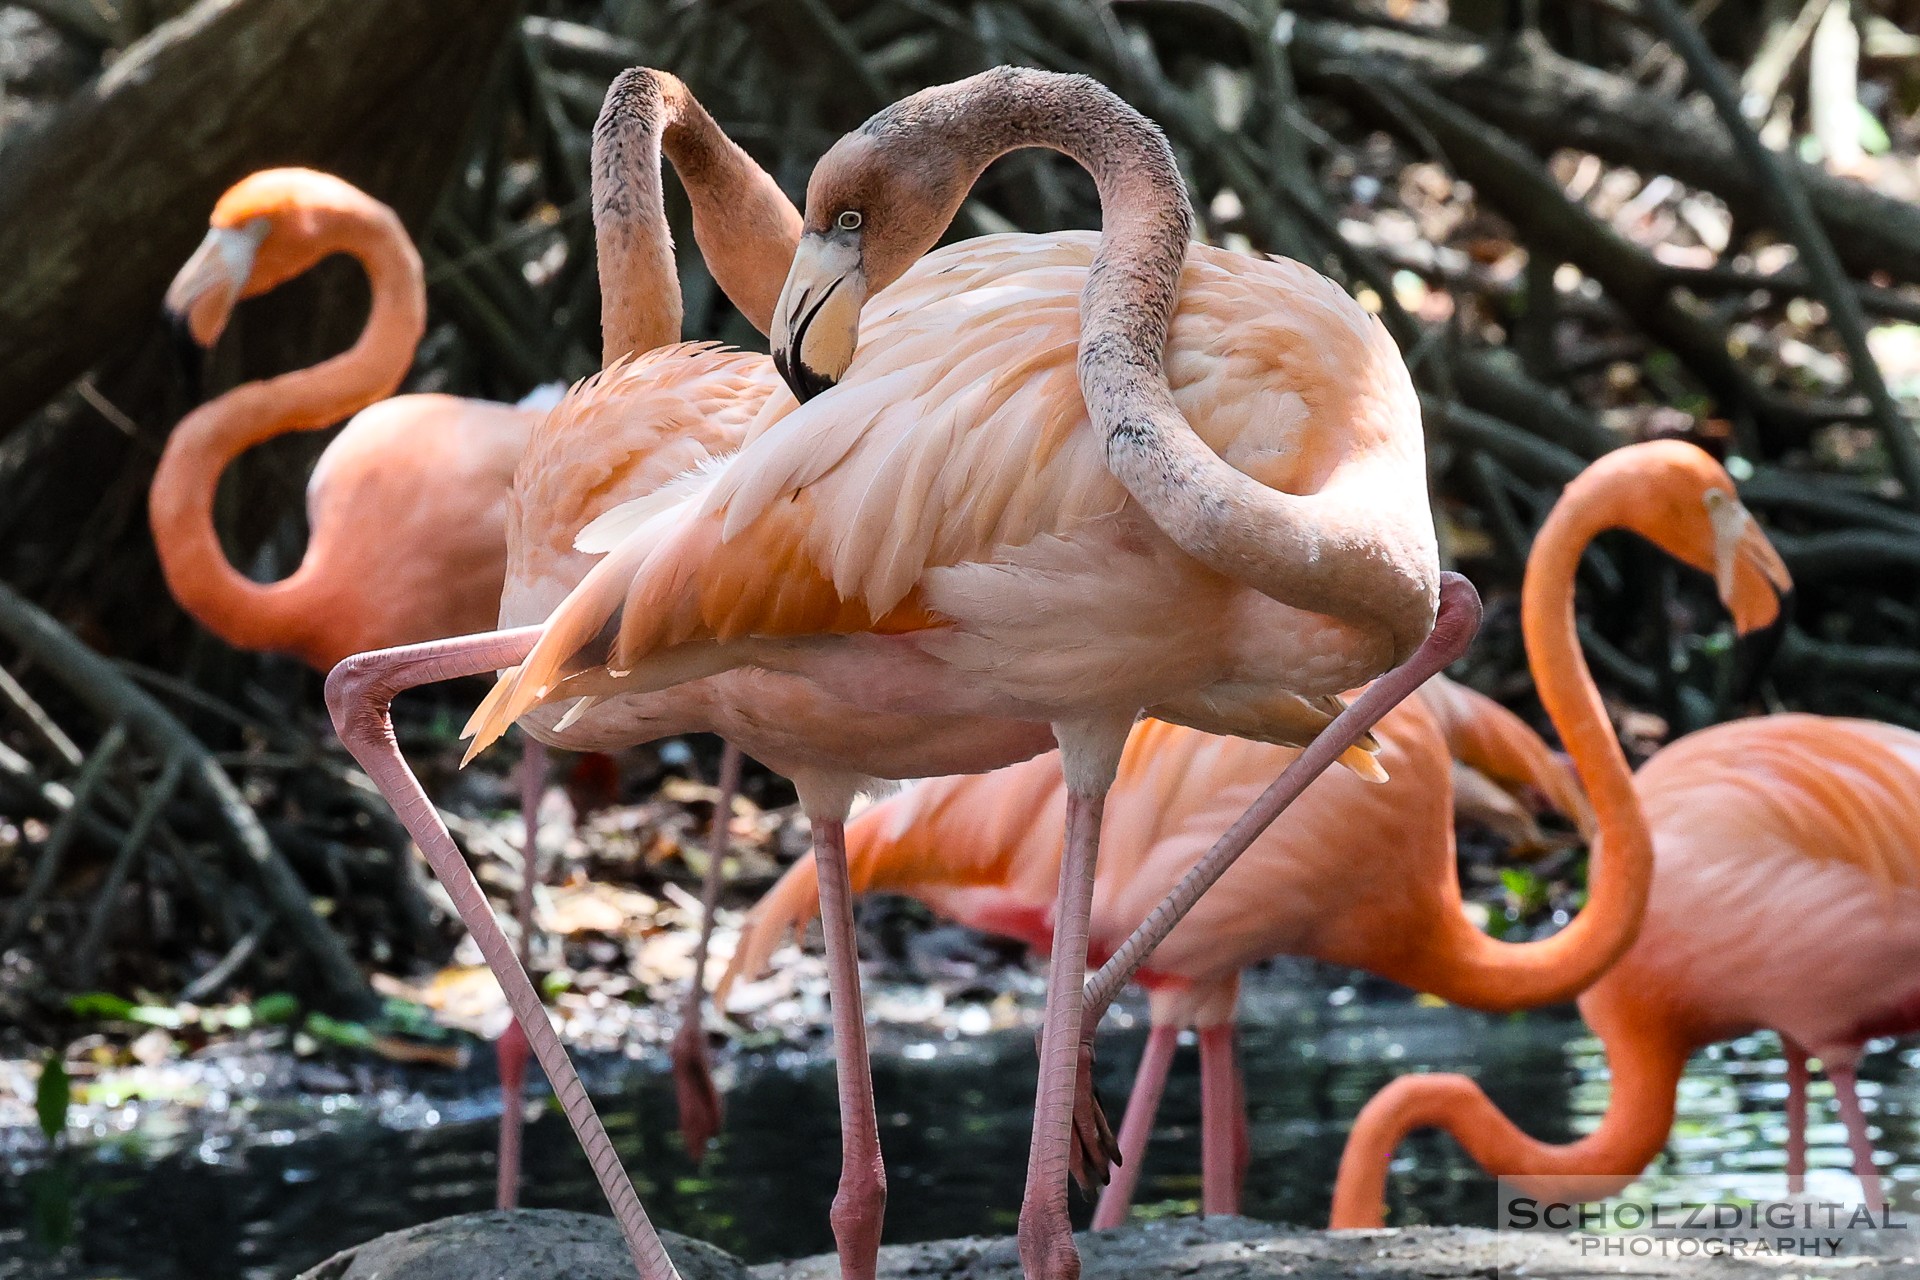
[836,210,863,232]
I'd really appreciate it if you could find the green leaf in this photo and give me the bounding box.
[35,1054,70,1142]
[251,992,301,1025]
[302,1013,375,1050]
[67,992,136,1020]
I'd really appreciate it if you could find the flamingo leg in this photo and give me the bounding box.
[326,631,683,1280]
[1020,717,1130,1280]
[812,814,887,1280]
[1198,1024,1242,1217]
[673,742,740,1160]
[1230,1030,1250,1207]
[497,734,548,1210]
[1091,1023,1178,1230]
[1072,576,1482,1176]
[1825,1059,1886,1213]
[1784,1036,1809,1197]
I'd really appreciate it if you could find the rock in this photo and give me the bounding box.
[295,1210,749,1280]
[750,1216,1917,1279]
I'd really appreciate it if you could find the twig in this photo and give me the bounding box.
[1420,395,1586,485]
[1772,528,1920,579]
[1358,72,1829,454]
[0,580,374,1015]
[1660,263,1920,326]
[1639,0,1920,510]
[72,751,187,985]
[178,915,273,1005]
[1,723,128,949]
[0,662,84,768]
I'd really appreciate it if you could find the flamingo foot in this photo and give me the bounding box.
[1069,1038,1120,1194]
[671,1017,723,1161]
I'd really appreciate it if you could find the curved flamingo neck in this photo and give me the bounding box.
[859,67,1435,656]
[594,70,801,360]
[1409,480,1654,1009]
[148,204,425,668]
[1329,989,1687,1226]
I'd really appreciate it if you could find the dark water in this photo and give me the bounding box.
[3,976,1915,1279]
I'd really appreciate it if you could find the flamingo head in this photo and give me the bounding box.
[165,169,401,348]
[774,75,1020,401]
[1595,441,1792,635]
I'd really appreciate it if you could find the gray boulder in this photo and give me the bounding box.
[296,1210,749,1280]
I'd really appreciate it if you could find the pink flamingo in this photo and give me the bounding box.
[719,675,1598,1226]
[456,66,1468,1280]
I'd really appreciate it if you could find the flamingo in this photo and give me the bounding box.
[152,168,565,1211]
[1330,712,1920,1224]
[319,70,1032,1280]
[1314,455,1920,1228]
[718,674,1597,1226]
[452,66,1470,1280]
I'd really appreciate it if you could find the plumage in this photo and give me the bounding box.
[469,233,1422,758]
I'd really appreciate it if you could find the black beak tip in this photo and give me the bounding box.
[773,347,837,404]
[167,311,207,406]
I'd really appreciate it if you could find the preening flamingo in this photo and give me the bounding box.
[461,66,1468,1280]
[719,675,1594,1226]
[151,168,563,1211]
[325,68,1055,1280]
[1316,455,1915,1229]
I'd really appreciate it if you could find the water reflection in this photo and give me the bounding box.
[2,977,1912,1279]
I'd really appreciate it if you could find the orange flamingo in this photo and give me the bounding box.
[160,72,791,1219]
[452,66,1472,1280]
[1314,457,1920,1229]
[152,168,566,1211]
[154,168,547,671]
[1330,711,1920,1223]
[720,675,1596,1225]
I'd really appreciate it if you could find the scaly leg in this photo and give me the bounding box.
[1019,717,1131,1280]
[1090,1022,1177,1230]
[812,812,886,1280]
[497,734,548,1210]
[1198,1024,1241,1217]
[1072,576,1482,1172]
[327,631,682,1280]
[673,742,741,1159]
[1826,1058,1886,1213]
[1784,1036,1808,1197]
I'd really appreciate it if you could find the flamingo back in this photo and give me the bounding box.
[1603,715,1920,1053]
[297,393,534,664]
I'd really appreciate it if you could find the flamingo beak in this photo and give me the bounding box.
[1709,495,1792,635]
[163,220,269,349]
[771,233,866,402]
